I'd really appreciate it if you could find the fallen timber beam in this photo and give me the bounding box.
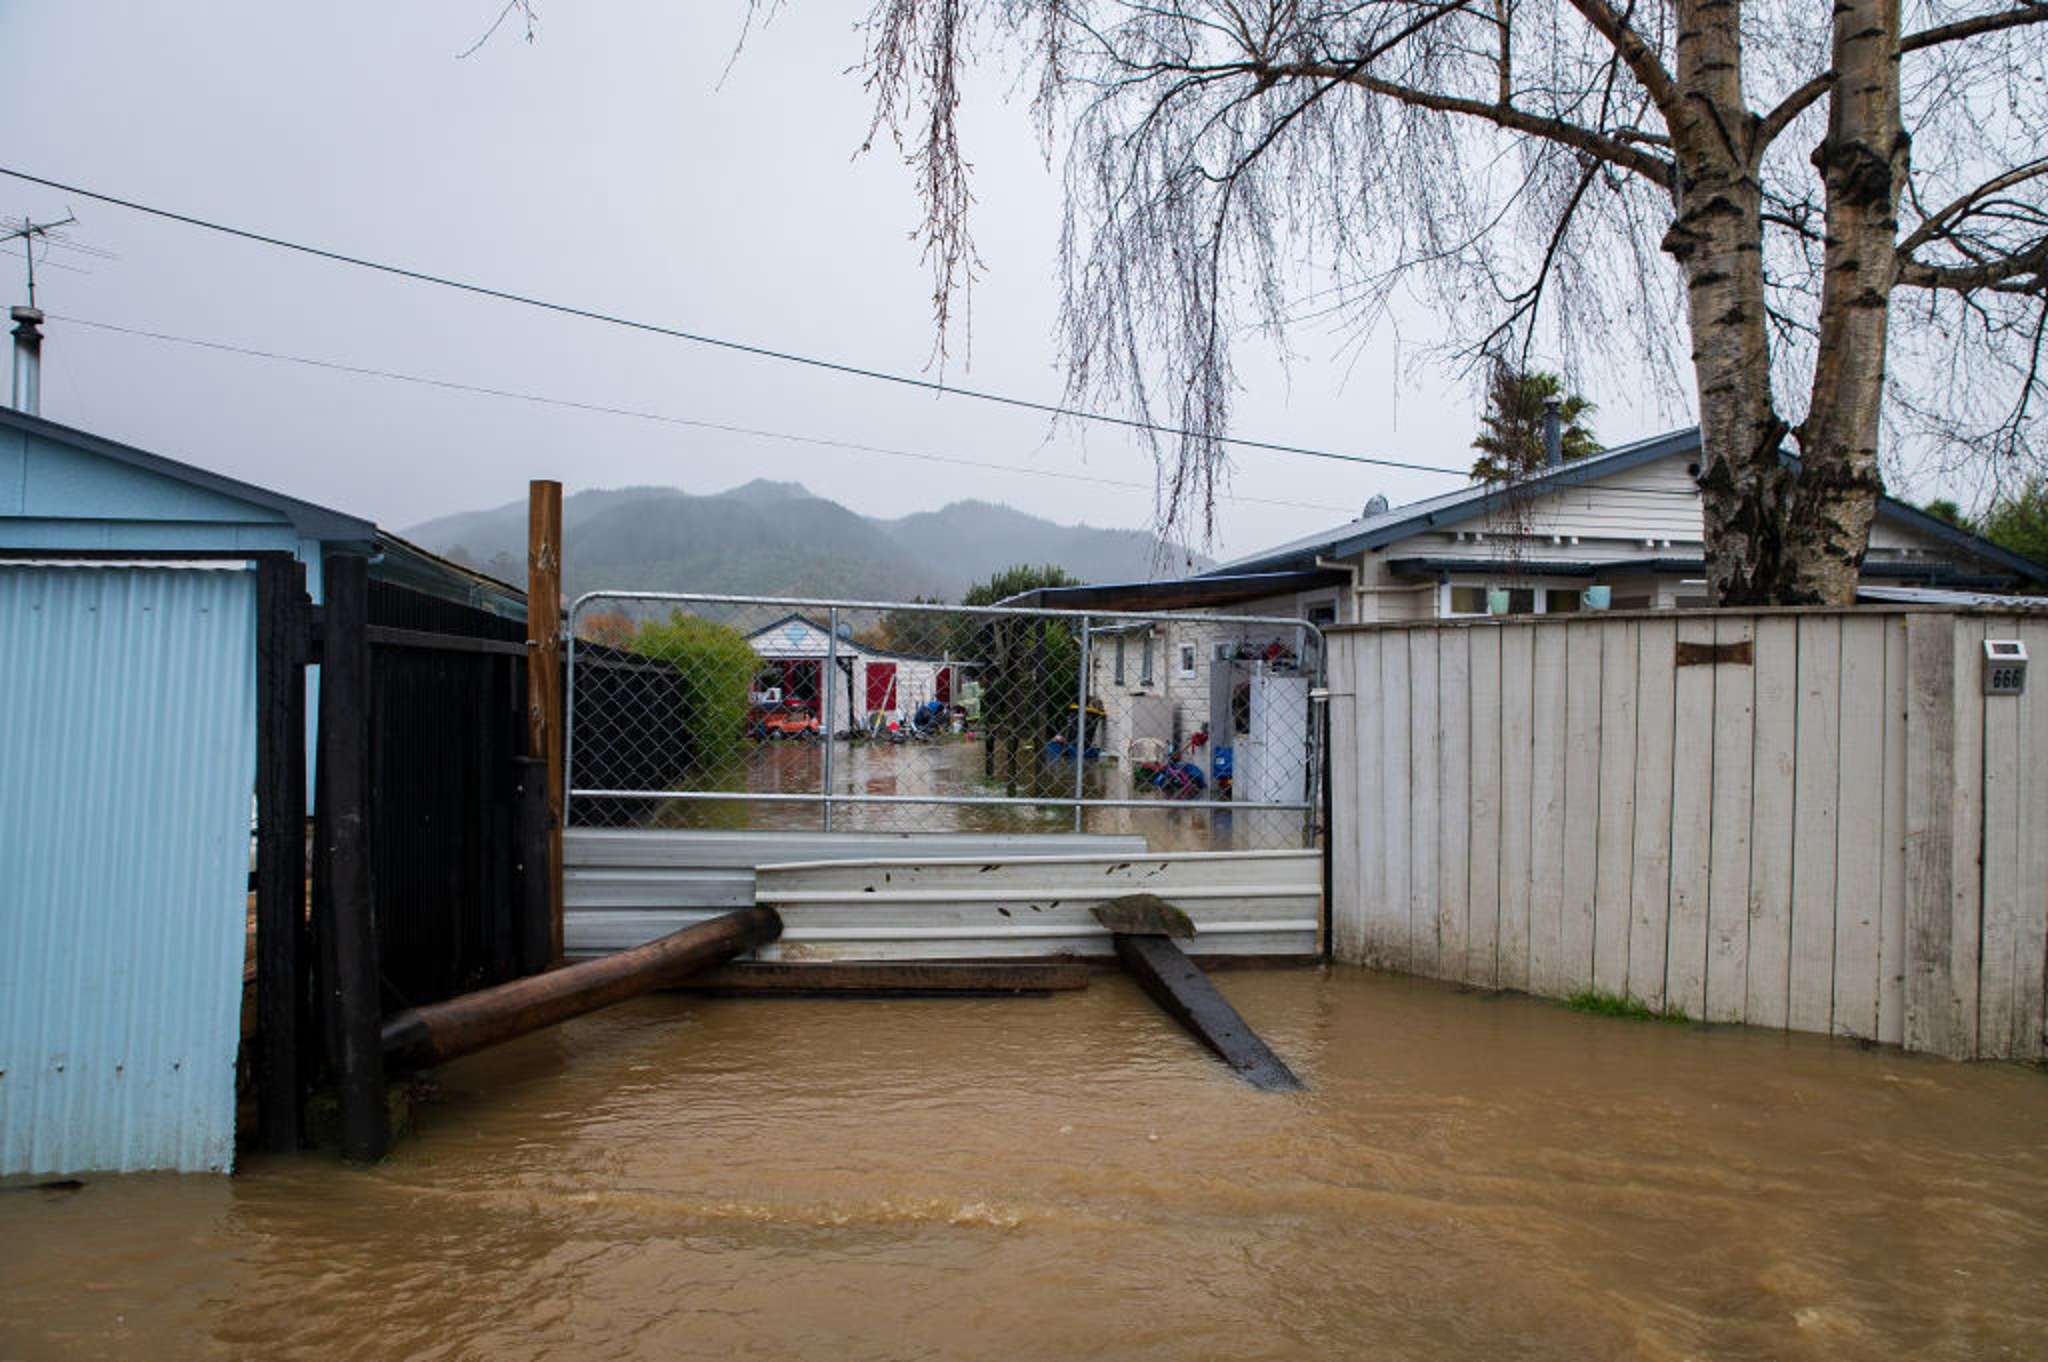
[675,961,1092,995]
[381,906,782,1070]
[1097,895,1304,1092]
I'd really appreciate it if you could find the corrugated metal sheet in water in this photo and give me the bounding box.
[563,828,1150,958]
[753,850,1323,961]
[0,564,257,1175]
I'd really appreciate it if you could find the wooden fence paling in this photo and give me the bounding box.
[316,552,387,1161]
[1407,630,1440,978]
[1705,614,1755,1023]
[1327,606,2048,1060]
[1466,628,1503,985]
[1667,615,1717,1017]
[1627,619,1676,1010]
[1833,615,1886,1040]
[1747,617,1799,1028]
[1591,619,1636,996]
[1326,634,1363,964]
[1497,627,1534,992]
[1527,623,1567,997]
[1559,622,1602,995]
[1788,614,1842,1034]
[255,555,308,1153]
[1948,616,1988,1058]
[1437,630,1473,981]
[2014,618,2048,1059]
[1877,616,1910,1046]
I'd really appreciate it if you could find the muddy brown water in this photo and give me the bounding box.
[6,970,2046,1361]
[622,736,1311,851]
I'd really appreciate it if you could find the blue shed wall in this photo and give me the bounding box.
[0,564,259,1174]
[2,424,329,801]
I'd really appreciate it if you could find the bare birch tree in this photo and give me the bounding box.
[833,0,2048,603]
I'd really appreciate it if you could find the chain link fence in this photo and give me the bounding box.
[565,592,1325,851]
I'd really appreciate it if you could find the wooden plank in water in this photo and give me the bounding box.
[677,961,1092,995]
[1112,934,1304,1091]
[381,907,782,1070]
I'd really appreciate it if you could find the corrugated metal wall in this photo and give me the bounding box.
[1,564,257,1174]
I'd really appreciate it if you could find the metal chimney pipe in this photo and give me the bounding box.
[1541,393,1563,468]
[11,306,43,416]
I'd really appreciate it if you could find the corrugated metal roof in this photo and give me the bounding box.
[1857,584,2048,609]
[1199,426,2048,586]
[1,563,257,1175]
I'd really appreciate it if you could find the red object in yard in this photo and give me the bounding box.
[759,707,819,738]
[935,666,951,704]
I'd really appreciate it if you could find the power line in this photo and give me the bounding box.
[49,312,1368,515]
[0,165,1472,478]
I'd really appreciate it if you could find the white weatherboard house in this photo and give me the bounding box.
[1015,425,2047,630]
[1004,425,2047,765]
[747,613,962,726]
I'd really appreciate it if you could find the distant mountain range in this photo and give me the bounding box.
[404,480,1210,601]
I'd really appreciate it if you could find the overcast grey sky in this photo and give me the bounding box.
[8,2,1694,564]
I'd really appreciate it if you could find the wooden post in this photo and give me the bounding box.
[513,753,552,974]
[527,480,564,966]
[381,907,781,1070]
[255,555,308,1153]
[316,552,388,1162]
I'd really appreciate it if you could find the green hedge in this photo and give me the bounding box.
[632,611,760,770]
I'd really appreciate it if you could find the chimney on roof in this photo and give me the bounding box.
[10,306,41,416]
[1541,394,1563,469]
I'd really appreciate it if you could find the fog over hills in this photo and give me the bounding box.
[405,479,1210,600]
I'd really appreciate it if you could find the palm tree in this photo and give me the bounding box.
[1470,364,1599,483]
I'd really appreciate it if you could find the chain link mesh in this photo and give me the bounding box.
[566,594,1324,851]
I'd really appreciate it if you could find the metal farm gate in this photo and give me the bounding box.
[564,592,1327,854]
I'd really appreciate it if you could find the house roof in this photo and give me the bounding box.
[2,407,531,615]
[374,531,528,619]
[1201,426,2048,586]
[1003,567,1350,613]
[0,405,378,545]
[745,612,958,664]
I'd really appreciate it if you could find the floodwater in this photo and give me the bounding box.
[626,736,1310,851]
[6,970,2047,1361]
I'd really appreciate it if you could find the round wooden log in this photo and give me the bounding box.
[381,906,782,1070]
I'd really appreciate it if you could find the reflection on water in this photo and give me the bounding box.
[613,737,1309,851]
[5,970,2045,1361]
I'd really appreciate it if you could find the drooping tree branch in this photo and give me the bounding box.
[1252,59,1678,185]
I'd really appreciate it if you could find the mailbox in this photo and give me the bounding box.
[1984,639,2028,696]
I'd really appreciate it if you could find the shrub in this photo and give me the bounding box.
[631,611,760,771]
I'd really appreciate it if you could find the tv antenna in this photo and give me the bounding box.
[3,211,81,308]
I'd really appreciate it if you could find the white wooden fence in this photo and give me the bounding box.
[1327,607,2048,1060]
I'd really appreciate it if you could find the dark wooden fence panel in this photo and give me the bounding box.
[567,644,698,827]
[366,582,541,1009]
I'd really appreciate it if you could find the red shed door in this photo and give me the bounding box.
[865,662,898,713]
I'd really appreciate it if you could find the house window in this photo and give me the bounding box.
[1140,633,1155,686]
[1305,600,1338,626]
[1178,644,1197,678]
[1448,584,1582,617]
[1114,635,1126,685]
[1450,585,1537,616]
[1215,641,1234,661]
